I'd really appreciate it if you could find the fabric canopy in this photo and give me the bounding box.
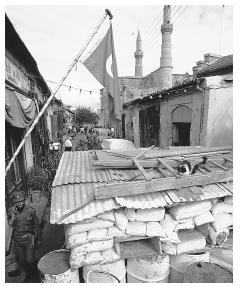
[5,87,37,128]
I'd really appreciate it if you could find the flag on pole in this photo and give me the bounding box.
[83,23,122,121]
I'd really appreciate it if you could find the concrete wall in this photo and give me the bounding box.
[204,85,233,147]
[159,91,203,147]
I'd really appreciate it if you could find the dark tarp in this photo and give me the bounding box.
[5,87,36,128]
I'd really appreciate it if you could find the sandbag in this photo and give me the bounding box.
[211,202,233,216]
[169,200,212,220]
[194,211,215,226]
[126,222,146,236]
[87,228,109,241]
[125,207,165,222]
[161,231,181,244]
[107,226,125,237]
[114,209,128,232]
[162,230,206,255]
[224,196,233,205]
[146,222,166,237]
[71,239,114,257]
[70,251,103,269]
[160,213,178,234]
[65,232,88,249]
[65,220,114,236]
[212,213,233,232]
[97,210,116,222]
[176,218,195,230]
[101,248,121,263]
[209,225,229,246]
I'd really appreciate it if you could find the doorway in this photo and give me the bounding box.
[172,105,192,146]
[172,122,191,146]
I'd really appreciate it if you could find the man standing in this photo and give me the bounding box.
[64,136,73,151]
[8,191,41,281]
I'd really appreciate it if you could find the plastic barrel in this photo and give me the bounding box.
[169,251,209,283]
[38,249,79,283]
[127,254,170,283]
[83,260,126,283]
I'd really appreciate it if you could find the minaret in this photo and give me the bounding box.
[159,5,173,89]
[134,30,143,77]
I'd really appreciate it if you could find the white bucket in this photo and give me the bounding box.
[83,260,126,283]
[127,254,170,283]
[169,251,210,283]
[38,249,79,283]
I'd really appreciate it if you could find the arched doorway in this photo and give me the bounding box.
[172,105,192,146]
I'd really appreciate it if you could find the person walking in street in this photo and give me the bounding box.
[64,136,73,151]
[8,191,42,281]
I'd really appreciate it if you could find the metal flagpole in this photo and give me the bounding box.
[5,9,113,176]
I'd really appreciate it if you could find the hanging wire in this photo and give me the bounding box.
[172,6,189,24]
[27,73,101,95]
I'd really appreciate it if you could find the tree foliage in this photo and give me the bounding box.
[75,106,99,125]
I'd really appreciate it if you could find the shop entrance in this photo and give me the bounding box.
[172,105,192,146]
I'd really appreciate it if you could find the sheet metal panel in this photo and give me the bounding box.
[50,183,120,224]
[53,151,113,186]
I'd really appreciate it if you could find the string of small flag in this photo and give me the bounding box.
[27,73,101,95]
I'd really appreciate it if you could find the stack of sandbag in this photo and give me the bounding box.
[65,217,121,269]
[169,200,214,228]
[198,196,233,246]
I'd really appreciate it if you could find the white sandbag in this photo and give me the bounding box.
[114,209,128,232]
[65,220,114,236]
[65,232,88,249]
[146,222,166,237]
[107,226,125,237]
[70,251,103,269]
[161,243,178,255]
[211,202,233,216]
[208,224,229,246]
[176,218,195,230]
[169,200,212,220]
[97,210,116,222]
[101,248,121,263]
[162,230,206,255]
[126,222,146,236]
[125,207,165,222]
[87,228,109,241]
[160,213,178,234]
[224,196,233,205]
[194,211,215,226]
[211,213,233,232]
[161,231,181,244]
[71,239,114,257]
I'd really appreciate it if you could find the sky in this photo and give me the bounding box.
[5,4,233,110]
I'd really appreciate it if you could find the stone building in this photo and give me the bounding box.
[119,5,232,148]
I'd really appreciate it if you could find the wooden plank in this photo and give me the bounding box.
[156,166,169,177]
[223,156,233,163]
[157,158,181,178]
[165,190,181,203]
[144,146,232,159]
[131,157,151,181]
[115,237,161,259]
[93,157,233,170]
[115,235,148,243]
[95,170,233,199]
[208,159,229,171]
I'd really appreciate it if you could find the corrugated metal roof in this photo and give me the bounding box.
[53,151,113,186]
[50,183,121,224]
[50,150,233,225]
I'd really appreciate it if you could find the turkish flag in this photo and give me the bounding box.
[83,23,122,121]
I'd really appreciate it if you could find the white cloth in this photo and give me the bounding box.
[65,139,72,147]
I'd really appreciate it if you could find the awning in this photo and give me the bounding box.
[5,87,37,128]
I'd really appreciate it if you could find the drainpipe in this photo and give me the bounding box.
[195,79,206,145]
